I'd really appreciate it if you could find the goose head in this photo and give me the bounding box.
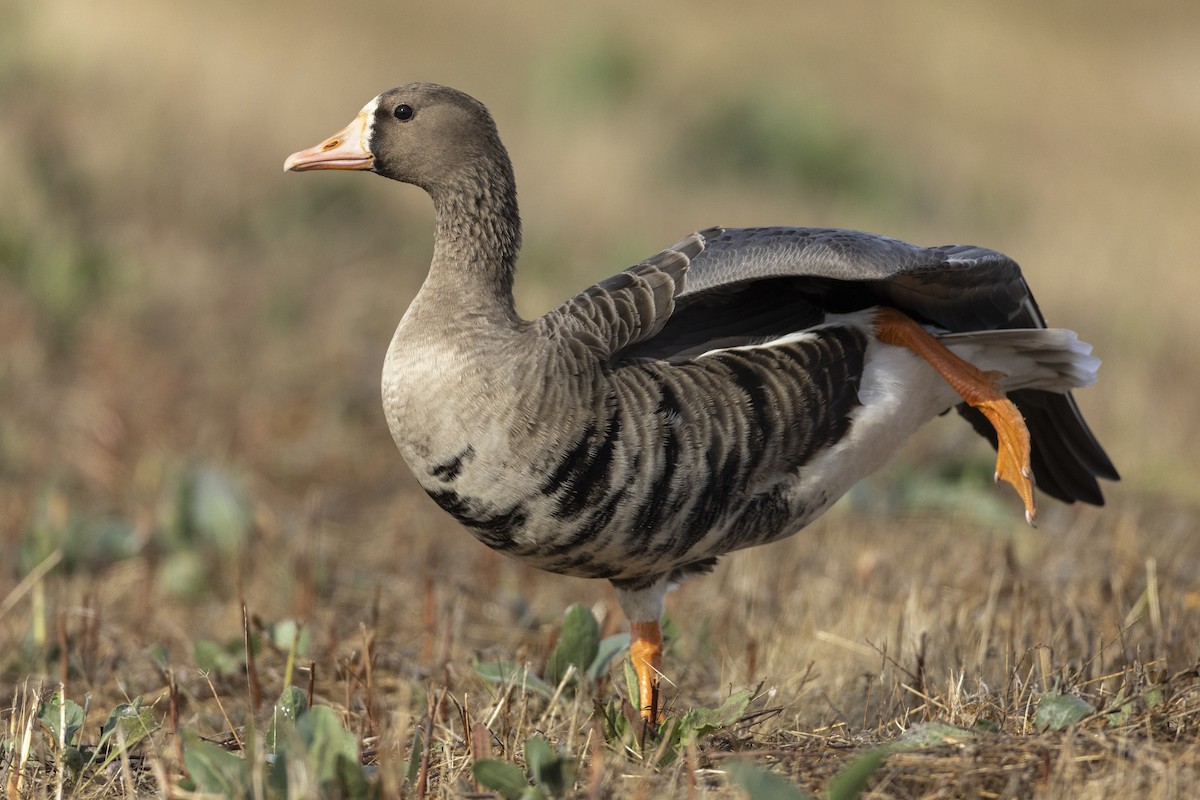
[283,83,508,196]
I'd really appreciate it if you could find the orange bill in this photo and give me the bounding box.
[284,107,375,172]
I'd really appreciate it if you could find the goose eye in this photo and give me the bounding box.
[394,104,414,121]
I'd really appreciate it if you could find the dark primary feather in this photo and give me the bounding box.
[624,226,1118,506]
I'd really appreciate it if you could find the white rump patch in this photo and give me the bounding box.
[791,340,950,514]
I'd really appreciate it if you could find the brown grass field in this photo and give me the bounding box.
[3,0,1200,797]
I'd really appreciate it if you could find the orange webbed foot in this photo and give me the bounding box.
[974,393,1036,525]
[874,307,1036,525]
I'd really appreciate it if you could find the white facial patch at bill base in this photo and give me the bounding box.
[358,95,381,152]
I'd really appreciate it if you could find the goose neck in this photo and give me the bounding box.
[420,168,522,325]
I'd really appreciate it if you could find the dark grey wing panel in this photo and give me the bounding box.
[685,227,1030,332]
[683,226,942,287]
[643,226,1117,505]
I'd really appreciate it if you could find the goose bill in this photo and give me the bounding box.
[284,112,374,172]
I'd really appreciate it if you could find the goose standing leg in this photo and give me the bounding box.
[616,583,670,723]
[630,620,664,724]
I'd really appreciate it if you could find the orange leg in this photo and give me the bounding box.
[629,620,664,723]
[874,307,1037,525]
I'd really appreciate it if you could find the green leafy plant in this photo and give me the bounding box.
[824,748,889,800]
[35,691,87,780]
[727,748,890,800]
[474,660,557,700]
[170,464,254,555]
[1107,686,1165,727]
[181,732,251,797]
[178,686,377,798]
[157,463,254,599]
[194,634,258,676]
[1036,692,1096,731]
[891,721,976,749]
[271,706,363,792]
[93,697,157,770]
[727,760,813,800]
[544,603,599,686]
[473,735,577,799]
[595,683,755,767]
[36,691,85,749]
[18,489,140,576]
[474,603,629,701]
[34,691,158,786]
[266,685,308,751]
[726,721,983,799]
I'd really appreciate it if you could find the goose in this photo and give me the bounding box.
[284,83,1118,723]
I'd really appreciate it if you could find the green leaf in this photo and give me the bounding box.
[60,746,85,777]
[474,660,557,699]
[545,604,600,687]
[587,633,631,683]
[95,697,157,768]
[193,638,242,674]
[267,686,308,751]
[826,748,888,800]
[593,698,630,744]
[1106,701,1134,727]
[335,751,376,798]
[622,658,639,710]
[1145,688,1165,709]
[406,729,424,786]
[294,705,359,784]
[649,716,686,767]
[660,612,681,644]
[177,464,252,554]
[973,718,1000,733]
[473,758,531,800]
[679,688,754,739]
[525,735,574,796]
[182,732,250,797]
[524,735,555,781]
[726,760,812,800]
[270,618,310,656]
[156,550,210,600]
[891,721,975,750]
[83,518,141,564]
[37,691,84,748]
[145,642,170,672]
[1035,692,1096,731]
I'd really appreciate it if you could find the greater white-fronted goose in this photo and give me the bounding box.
[284,83,1118,722]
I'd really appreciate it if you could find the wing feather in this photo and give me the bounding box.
[543,224,1117,505]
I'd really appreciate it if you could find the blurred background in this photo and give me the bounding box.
[1,0,1198,708]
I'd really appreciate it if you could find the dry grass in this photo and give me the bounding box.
[4,500,1200,797]
[3,0,1200,797]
